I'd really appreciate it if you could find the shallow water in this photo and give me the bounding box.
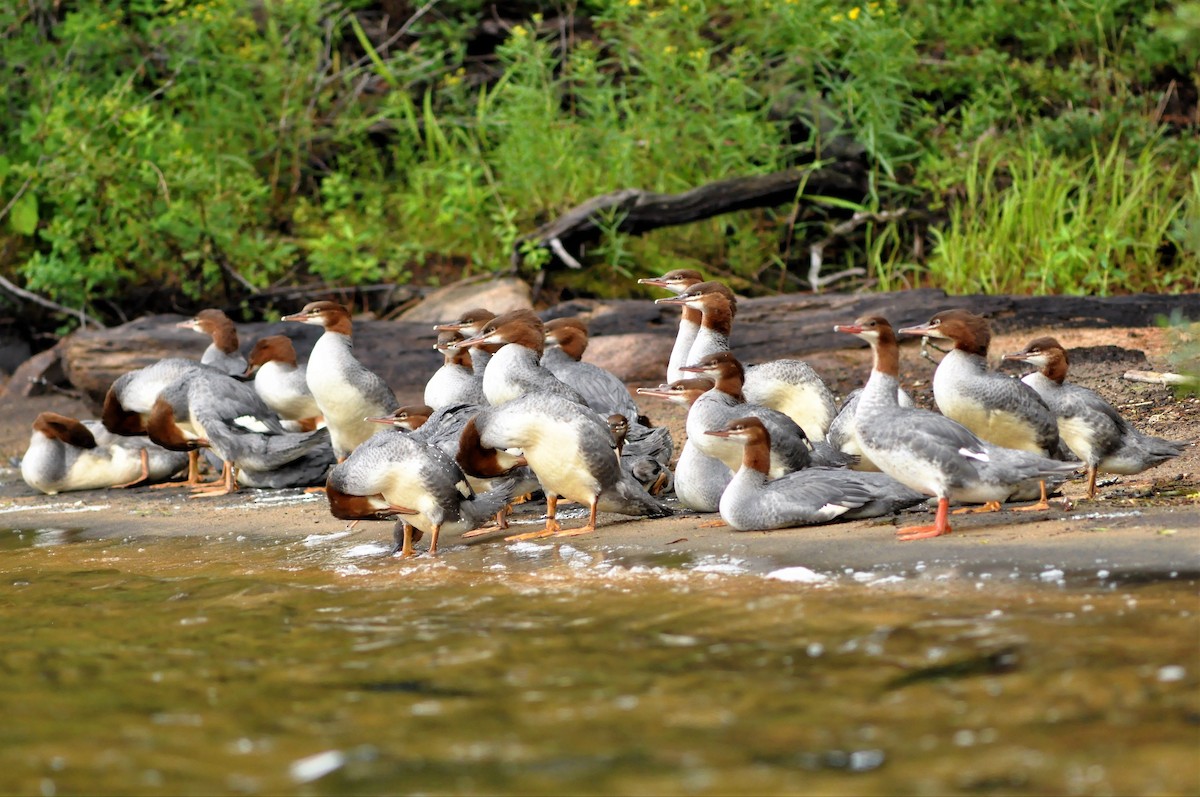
[1,526,1197,796]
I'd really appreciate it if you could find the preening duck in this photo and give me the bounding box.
[22,413,188,494]
[1003,337,1186,498]
[834,316,1077,540]
[457,393,672,540]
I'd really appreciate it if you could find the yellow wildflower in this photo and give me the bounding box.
[511,24,527,38]
[830,12,844,22]
[848,6,860,19]
[628,0,641,6]
[868,1,881,11]
[664,45,677,54]
[689,48,705,60]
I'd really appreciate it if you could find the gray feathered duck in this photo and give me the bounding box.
[825,387,915,471]
[457,393,672,541]
[607,413,672,496]
[636,378,732,513]
[433,308,498,378]
[679,352,822,477]
[145,368,333,495]
[1003,337,1187,499]
[706,416,927,531]
[177,308,248,377]
[22,412,188,494]
[282,301,398,460]
[655,281,838,441]
[326,427,516,557]
[899,309,1066,510]
[451,309,587,407]
[834,316,1078,541]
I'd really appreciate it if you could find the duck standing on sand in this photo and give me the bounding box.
[177,309,248,377]
[834,316,1077,540]
[22,412,189,494]
[706,417,927,531]
[282,301,398,460]
[326,427,516,557]
[458,393,672,540]
[1003,337,1186,498]
[899,309,1064,510]
[243,335,323,431]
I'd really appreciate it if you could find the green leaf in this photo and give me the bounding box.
[9,192,38,236]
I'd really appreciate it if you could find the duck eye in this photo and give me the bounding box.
[931,319,941,326]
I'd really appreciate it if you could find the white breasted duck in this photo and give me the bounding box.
[636,378,731,513]
[834,316,1077,540]
[1003,336,1186,498]
[424,329,485,409]
[451,309,585,406]
[458,393,672,540]
[282,301,398,460]
[637,268,706,383]
[898,309,1064,509]
[243,335,322,431]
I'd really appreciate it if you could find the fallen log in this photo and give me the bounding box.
[513,164,866,269]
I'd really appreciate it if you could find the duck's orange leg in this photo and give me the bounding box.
[505,495,560,541]
[555,499,599,537]
[897,496,952,541]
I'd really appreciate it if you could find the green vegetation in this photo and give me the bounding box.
[0,0,1196,329]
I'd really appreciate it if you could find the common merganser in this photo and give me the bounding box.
[326,427,516,556]
[434,308,497,377]
[635,378,731,512]
[282,301,399,460]
[826,387,915,471]
[1003,337,1187,498]
[899,309,1063,510]
[679,352,813,478]
[146,368,332,495]
[452,309,585,406]
[21,413,188,494]
[458,393,672,539]
[706,417,927,531]
[637,269,705,383]
[657,281,837,440]
[243,335,322,430]
[177,309,248,377]
[424,330,484,409]
[834,316,1077,540]
[542,317,641,421]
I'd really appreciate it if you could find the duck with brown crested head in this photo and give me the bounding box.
[451,309,585,406]
[425,329,484,409]
[834,316,1077,540]
[638,269,707,383]
[899,309,1065,510]
[1003,337,1186,499]
[434,308,497,377]
[283,301,398,460]
[178,308,247,377]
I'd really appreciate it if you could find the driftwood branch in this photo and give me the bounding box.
[809,209,908,292]
[1124,370,1198,387]
[0,275,106,329]
[513,164,865,268]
